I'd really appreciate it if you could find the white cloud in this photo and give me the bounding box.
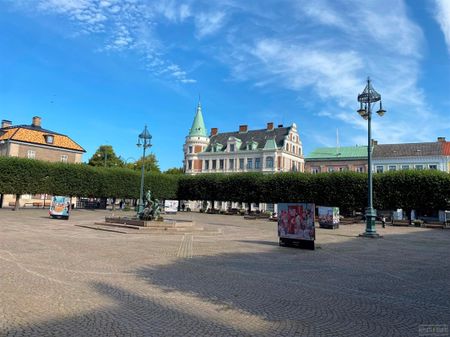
[20,0,196,83]
[195,11,226,38]
[434,0,450,54]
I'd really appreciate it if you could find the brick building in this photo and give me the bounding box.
[0,116,85,207]
[183,101,304,212]
[305,146,368,173]
[184,102,304,174]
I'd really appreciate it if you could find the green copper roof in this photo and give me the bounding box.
[189,101,207,137]
[306,146,368,160]
[263,138,277,150]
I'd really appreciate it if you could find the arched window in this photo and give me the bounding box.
[266,156,274,169]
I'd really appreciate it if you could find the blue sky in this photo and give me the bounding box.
[1,0,449,170]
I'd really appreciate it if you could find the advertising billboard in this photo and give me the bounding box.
[318,206,340,229]
[49,196,70,219]
[277,203,315,241]
[164,200,179,214]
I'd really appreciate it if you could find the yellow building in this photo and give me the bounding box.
[0,116,85,207]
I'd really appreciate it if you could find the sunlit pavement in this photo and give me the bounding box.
[1,209,449,337]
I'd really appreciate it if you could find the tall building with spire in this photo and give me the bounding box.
[183,100,304,175]
[183,101,210,173]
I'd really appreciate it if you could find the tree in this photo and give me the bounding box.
[88,145,124,168]
[164,167,184,174]
[131,154,160,173]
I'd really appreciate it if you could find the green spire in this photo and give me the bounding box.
[189,100,207,137]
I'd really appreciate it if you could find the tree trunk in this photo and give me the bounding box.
[14,194,20,211]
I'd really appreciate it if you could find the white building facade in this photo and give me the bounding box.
[183,102,304,212]
[372,138,450,173]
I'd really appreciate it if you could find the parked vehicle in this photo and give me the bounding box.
[49,196,71,220]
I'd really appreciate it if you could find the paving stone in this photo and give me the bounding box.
[0,209,449,337]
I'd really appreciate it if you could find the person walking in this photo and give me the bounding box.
[381,216,386,228]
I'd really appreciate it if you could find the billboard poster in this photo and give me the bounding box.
[49,196,70,219]
[278,203,315,241]
[318,206,339,229]
[164,200,179,214]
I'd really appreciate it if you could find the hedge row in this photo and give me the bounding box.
[1,157,449,212]
[0,157,178,200]
[178,171,450,213]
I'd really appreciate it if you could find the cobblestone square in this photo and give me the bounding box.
[1,209,449,337]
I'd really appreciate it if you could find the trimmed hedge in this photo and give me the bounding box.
[0,157,178,200]
[1,157,449,212]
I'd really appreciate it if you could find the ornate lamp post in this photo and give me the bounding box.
[136,125,152,214]
[357,77,386,238]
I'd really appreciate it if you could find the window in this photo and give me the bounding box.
[388,165,396,171]
[266,156,274,169]
[415,164,424,170]
[239,158,244,169]
[356,166,364,173]
[188,146,193,153]
[212,160,217,169]
[376,166,384,173]
[219,159,224,170]
[229,144,235,152]
[312,167,320,174]
[401,165,409,170]
[60,155,68,163]
[188,160,192,170]
[27,150,36,159]
[44,135,54,144]
[229,159,234,170]
[205,160,209,170]
[255,157,261,169]
[429,164,438,170]
[327,167,334,173]
[247,158,253,169]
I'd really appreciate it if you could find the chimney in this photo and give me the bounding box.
[267,122,274,131]
[32,116,42,128]
[371,139,378,146]
[437,137,446,142]
[1,120,12,128]
[277,124,283,128]
[239,125,248,133]
[210,127,218,136]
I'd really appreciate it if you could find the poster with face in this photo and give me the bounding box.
[277,203,315,241]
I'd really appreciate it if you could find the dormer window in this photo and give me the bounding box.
[44,134,54,144]
[230,144,235,152]
[212,143,223,152]
[246,141,258,151]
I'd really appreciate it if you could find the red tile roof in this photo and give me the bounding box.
[442,142,450,156]
[0,125,85,152]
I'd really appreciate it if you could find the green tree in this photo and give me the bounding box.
[131,154,160,173]
[88,145,124,168]
[164,167,184,174]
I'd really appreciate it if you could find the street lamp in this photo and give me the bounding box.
[357,77,386,238]
[136,125,152,214]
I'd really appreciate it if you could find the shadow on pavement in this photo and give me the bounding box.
[3,228,450,337]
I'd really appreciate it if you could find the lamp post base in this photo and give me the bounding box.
[359,207,383,238]
[358,232,383,238]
